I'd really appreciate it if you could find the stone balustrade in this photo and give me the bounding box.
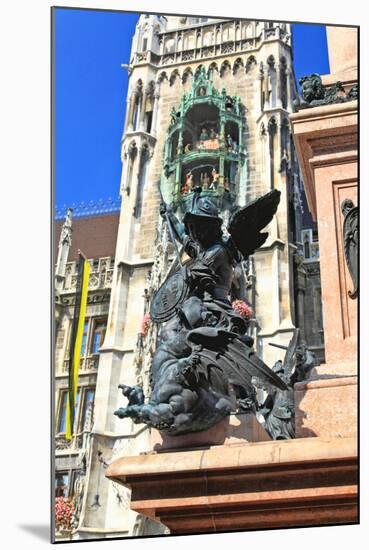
[61,355,99,374]
[62,257,114,292]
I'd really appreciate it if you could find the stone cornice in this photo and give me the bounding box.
[290,100,358,221]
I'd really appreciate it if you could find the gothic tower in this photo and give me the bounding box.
[74,15,305,539]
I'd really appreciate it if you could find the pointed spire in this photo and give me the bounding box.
[55,208,73,289]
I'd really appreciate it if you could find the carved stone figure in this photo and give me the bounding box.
[342,199,358,299]
[59,208,73,246]
[295,73,358,110]
[115,189,288,435]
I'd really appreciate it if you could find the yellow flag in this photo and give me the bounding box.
[65,256,90,440]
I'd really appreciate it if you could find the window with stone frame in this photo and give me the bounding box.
[81,387,95,431]
[74,316,107,359]
[57,389,80,434]
[90,318,107,354]
[55,470,78,499]
[55,472,70,498]
[57,387,95,435]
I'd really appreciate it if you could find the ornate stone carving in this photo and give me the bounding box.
[59,208,73,246]
[201,47,214,58]
[295,73,359,110]
[256,329,316,440]
[136,52,148,62]
[182,50,195,62]
[163,54,175,64]
[128,140,138,161]
[55,435,72,451]
[221,42,234,54]
[342,199,358,299]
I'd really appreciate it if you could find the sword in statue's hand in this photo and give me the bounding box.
[158,184,184,271]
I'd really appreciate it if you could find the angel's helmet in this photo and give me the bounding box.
[183,188,222,248]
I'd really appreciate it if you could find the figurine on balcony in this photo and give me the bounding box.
[209,168,219,190]
[184,143,192,153]
[199,127,209,141]
[182,171,194,194]
[210,128,217,140]
[115,188,287,435]
[226,134,233,151]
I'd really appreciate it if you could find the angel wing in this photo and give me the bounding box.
[228,189,281,258]
[187,327,287,392]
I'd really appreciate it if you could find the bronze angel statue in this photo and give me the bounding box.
[115,188,287,435]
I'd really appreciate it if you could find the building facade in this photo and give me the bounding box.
[54,14,325,539]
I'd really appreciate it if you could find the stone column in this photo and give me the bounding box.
[151,88,160,137]
[286,67,293,111]
[267,118,276,189]
[123,83,132,133]
[126,93,136,132]
[263,70,270,110]
[135,95,142,131]
[258,65,264,112]
[276,64,282,108]
[295,259,306,340]
[139,89,148,131]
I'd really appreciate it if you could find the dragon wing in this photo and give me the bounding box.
[187,328,287,392]
[228,189,281,258]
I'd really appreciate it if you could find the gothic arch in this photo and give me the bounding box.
[268,116,277,134]
[235,22,241,41]
[169,69,180,87]
[246,55,257,73]
[182,67,193,84]
[281,117,290,151]
[194,64,205,79]
[233,57,244,75]
[147,80,155,93]
[135,78,143,93]
[220,60,231,77]
[267,55,275,69]
[127,140,138,160]
[222,22,234,42]
[207,62,218,78]
[157,71,168,84]
[203,29,213,47]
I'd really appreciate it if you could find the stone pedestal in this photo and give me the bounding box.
[290,92,358,447]
[106,436,357,534]
[295,373,357,439]
[290,101,358,367]
[151,413,271,452]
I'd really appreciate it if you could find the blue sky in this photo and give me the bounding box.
[54,9,329,210]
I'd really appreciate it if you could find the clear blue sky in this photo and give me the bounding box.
[54,9,329,210]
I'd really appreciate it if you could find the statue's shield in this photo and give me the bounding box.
[150,268,189,323]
